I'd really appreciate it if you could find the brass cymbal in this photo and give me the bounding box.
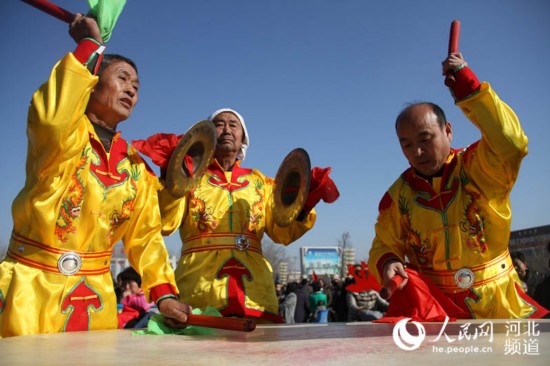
[273,148,311,227]
[165,120,217,198]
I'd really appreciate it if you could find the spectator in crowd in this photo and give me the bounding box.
[294,281,310,323]
[319,277,333,309]
[299,276,313,320]
[331,275,348,322]
[533,243,550,310]
[346,287,389,322]
[511,251,548,297]
[280,282,300,324]
[117,267,156,329]
[275,282,285,305]
[345,264,388,322]
[308,281,327,322]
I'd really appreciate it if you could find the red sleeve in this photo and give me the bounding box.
[449,66,481,101]
[149,283,179,304]
[72,38,106,75]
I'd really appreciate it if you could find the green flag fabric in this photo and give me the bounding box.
[86,0,126,42]
[133,307,224,336]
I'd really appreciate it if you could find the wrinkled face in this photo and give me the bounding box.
[513,258,528,278]
[87,61,139,127]
[396,105,452,177]
[212,112,244,156]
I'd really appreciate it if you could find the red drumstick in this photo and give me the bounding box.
[186,314,256,332]
[444,20,461,87]
[380,275,404,300]
[21,0,74,23]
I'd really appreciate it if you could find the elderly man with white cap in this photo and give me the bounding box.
[136,108,338,323]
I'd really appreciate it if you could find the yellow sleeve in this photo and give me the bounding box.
[27,53,98,178]
[368,189,408,284]
[158,186,188,236]
[122,153,177,300]
[457,82,528,195]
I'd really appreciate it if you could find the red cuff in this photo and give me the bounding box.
[149,283,178,303]
[73,38,105,75]
[450,66,481,100]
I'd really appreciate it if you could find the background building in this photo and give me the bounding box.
[509,224,550,274]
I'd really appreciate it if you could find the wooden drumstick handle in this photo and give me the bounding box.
[380,275,404,300]
[186,314,256,332]
[21,0,74,23]
[444,20,461,87]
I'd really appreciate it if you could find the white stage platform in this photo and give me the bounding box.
[1,319,549,365]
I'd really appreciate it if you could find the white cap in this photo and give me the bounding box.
[207,108,249,161]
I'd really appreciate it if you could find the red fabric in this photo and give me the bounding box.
[132,133,182,169]
[312,271,318,282]
[117,305,140,329]
[60,281,102,332]
[73,38,103,74]
[149,283,179,304]
[302,167,340,213]
[449,66,481,100]
[374,268,470,323]
[345,262,382,293]
[132,133,194,178]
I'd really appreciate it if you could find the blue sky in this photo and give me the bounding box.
[1,0,549,264]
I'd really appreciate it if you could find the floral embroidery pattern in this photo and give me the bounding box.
[106,166,139,241]
[55,151,87,242]
[246,179,264,233]
[399,194,431,264]
[460,189,487,254]
[191,187,217,232]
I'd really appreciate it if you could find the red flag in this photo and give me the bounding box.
[345,262,382,292]
[311,271,318,282]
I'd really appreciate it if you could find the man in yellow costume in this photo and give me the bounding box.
[368,51,548,319]
[0,14,191,337]
[136,108,339,322]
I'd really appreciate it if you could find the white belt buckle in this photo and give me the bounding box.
[57,252,83,275]
[234,235,250,251]
[454,268,475,289]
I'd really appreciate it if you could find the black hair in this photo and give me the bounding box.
[286,281,299,295]
[395,102,448,130]
[312,281,322,292]
[97,54,138,77]
[510,251,527,263]
[117,266,142,287]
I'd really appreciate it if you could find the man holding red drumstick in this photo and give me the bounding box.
[368,34,549,319]
[0,13,192,337]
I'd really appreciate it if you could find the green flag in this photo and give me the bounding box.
[87,0,126,42]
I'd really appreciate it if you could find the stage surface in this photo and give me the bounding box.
[1,319,549,365]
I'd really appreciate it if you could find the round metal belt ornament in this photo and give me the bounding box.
[235,235,250,251]
[57,252,83,275]
[454,268,475,289]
